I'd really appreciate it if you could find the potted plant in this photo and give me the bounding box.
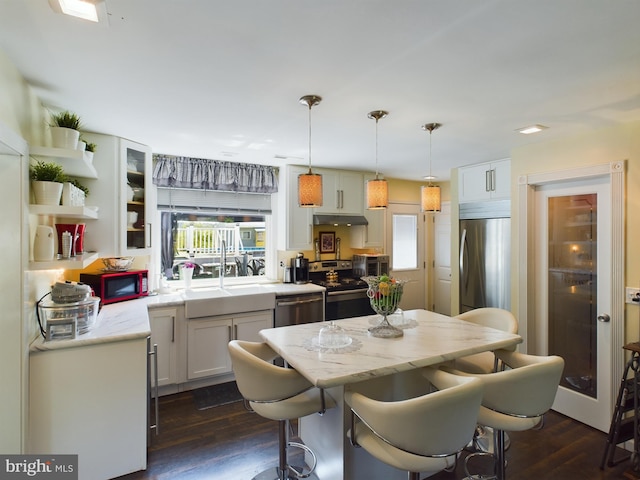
[30,161,66,205]
[85,141,97,162]
[49,110,82,149]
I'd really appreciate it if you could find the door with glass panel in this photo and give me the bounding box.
[385,203,425,310]
[534,177,611,431]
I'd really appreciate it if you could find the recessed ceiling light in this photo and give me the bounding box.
[49,0,107,23]
[517,124,549,135]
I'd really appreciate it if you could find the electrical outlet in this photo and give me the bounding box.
[626,287,640,304]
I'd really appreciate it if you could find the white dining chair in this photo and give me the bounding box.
[346,366,483,480]
[228,340,335,480]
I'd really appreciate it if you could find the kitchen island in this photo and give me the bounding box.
[259,309,522,480]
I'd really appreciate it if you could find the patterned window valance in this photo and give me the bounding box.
[152,154,278,194]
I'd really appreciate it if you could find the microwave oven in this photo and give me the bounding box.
[352,254,390,277]
[80,269,149,305]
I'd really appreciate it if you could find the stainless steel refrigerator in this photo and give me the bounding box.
[459,201,511,313]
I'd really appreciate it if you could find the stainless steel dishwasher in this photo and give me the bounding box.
[274,291,325,327]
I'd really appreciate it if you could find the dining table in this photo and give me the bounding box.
[259,309,523,480]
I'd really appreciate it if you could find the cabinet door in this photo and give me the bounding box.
[314,170,363,214]
[491,160,511,199]
[121,138,153,255]
[149,308,178,387]
[284,165,313,250]
[338,171,364,214]
[234,311,273,342]
[314,170,339,213]
[187,317,233,379]
[459,163,491,203]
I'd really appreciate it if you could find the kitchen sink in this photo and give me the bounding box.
[183,285,276,319]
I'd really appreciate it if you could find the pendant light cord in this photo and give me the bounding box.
[375,117,380,179]
[428,129,433,186]
[307,104,312,173]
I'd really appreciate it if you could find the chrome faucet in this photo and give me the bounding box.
[220,238,226,289]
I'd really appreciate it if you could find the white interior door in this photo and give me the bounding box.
[534,176,612,432]
[433,202,451,315]
[385,203,425,310]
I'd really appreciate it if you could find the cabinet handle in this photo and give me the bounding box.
[228,325,232,342]
[148,341,160,436]
[234,324,238,340]
[485,170,491,192]
[340,190,344,209]
[171,316,175,343]
[491,169,496,192]
[336,190,340,209]
[146,222,152,248]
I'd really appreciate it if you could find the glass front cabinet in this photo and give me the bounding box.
[82,134,154,256]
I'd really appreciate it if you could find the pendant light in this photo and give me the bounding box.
[366,110,389,209]
[298,95,323,207]
[421,122,442,212]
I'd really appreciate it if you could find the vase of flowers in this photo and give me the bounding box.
[181,262,195,289]
[362,275,406,338]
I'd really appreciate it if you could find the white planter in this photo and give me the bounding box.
[85,151,94,163]
[32,180,63,206]
[50,127,80,149]
[62,182,86,206]
[77,140,86,151]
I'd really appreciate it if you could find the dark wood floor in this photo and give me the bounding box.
[117,388,639,480]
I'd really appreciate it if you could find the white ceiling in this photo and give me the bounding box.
[1,0,639,181]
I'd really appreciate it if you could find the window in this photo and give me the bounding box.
[392,214,417,269]
[160,211,267,284]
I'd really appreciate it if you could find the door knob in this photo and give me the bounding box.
[597,314,611,323]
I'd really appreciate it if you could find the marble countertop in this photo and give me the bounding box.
[31,282,325,353]
[31,297,152,352]
[260,309,523,388]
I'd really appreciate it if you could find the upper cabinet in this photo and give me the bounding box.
[277,165,314,251]
[459,159,511,203]
[313,169,363,215]
[82,134,155,256]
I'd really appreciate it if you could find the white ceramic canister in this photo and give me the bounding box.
[34,225,55,261]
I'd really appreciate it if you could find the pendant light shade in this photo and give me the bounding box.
[421,122,442,212]
[298,95,323,207]
[421,185,441,212]
[366,110,389,209]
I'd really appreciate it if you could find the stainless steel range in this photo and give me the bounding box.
[309,260,373,320]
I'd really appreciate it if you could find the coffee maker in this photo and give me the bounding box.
[290,253,309,284]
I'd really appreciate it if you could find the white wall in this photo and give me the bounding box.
[0,48,56,453]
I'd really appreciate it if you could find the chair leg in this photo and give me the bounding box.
[408,472,421,480]
[494,429,506,480]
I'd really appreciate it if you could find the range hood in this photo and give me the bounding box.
[313,214,368,226]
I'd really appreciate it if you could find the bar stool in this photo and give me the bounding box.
[453,308,519,374]
[442,350,564,480]
[346,366,483,480]
[228,340,335,480]
[453,308,519,453]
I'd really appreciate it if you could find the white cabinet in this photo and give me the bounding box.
[314,169,363,215]
[81,134,155,256]
[149,307,180,387]
[459,159,511,203]
[186,310,272,380]
[278,165,313,251]
[350,174,385,248]
[29,338,147,480]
